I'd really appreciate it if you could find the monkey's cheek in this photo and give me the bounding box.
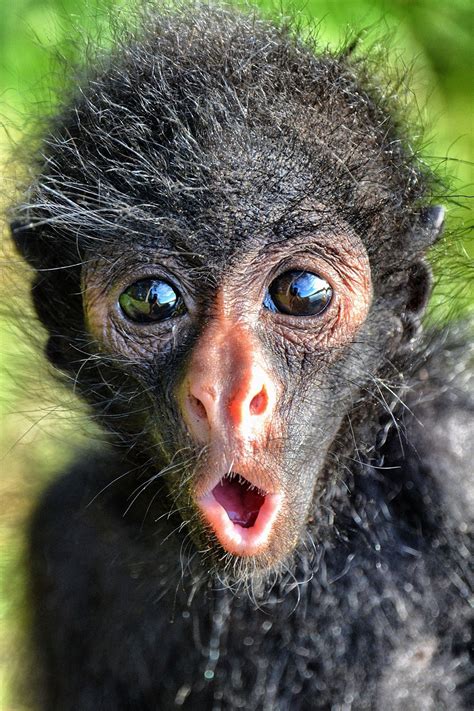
[198,491,283,557]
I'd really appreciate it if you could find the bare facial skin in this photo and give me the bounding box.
[84,224,372,566]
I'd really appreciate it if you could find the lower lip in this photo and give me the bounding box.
[197,490,283,556]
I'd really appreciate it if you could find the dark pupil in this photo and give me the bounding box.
[265,270,332,316]
[119,279,184,323]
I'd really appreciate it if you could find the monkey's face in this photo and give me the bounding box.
[83,207,373,575]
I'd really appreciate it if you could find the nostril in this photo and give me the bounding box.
[189,394,208,421]
[249,386,268,416]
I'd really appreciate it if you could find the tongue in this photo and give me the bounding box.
[212,477,266,528]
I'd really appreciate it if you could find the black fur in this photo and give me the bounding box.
[10,5,473,710]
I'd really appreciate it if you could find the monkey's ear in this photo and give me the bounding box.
[10,220,38,267]
[403,206,444,326]
[416,205,445,249]
[406,259,432,316]
[400,259,433,344]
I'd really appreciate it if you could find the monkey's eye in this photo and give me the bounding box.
[119,278,186,323]
[264,270,332,316]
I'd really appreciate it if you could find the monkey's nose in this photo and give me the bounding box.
[181,366,276,445]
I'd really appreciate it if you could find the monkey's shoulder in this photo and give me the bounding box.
[28,451,144,597]
[28,450,188,593]
[387,327,473,527]
[26,455,206,708]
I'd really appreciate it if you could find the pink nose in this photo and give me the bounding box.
[181,364,275,445]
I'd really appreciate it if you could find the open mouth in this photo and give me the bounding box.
[198,472,282,556]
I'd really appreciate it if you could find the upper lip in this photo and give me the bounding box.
[194,461,277,500]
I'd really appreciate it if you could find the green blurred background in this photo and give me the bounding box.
[0,1,472,708]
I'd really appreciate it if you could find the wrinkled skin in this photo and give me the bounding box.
[83,200,375,570]
[10,6,473,710]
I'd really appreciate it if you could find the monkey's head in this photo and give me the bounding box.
[11,7,445,580]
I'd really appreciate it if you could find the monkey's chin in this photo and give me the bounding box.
[197,474,283,557]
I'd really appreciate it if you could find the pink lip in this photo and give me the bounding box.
[197,474,283,556]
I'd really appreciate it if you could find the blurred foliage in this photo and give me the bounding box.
[0,1,472,709]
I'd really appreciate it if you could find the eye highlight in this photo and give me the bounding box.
[119,278,186,323]
[264,270,332,317]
